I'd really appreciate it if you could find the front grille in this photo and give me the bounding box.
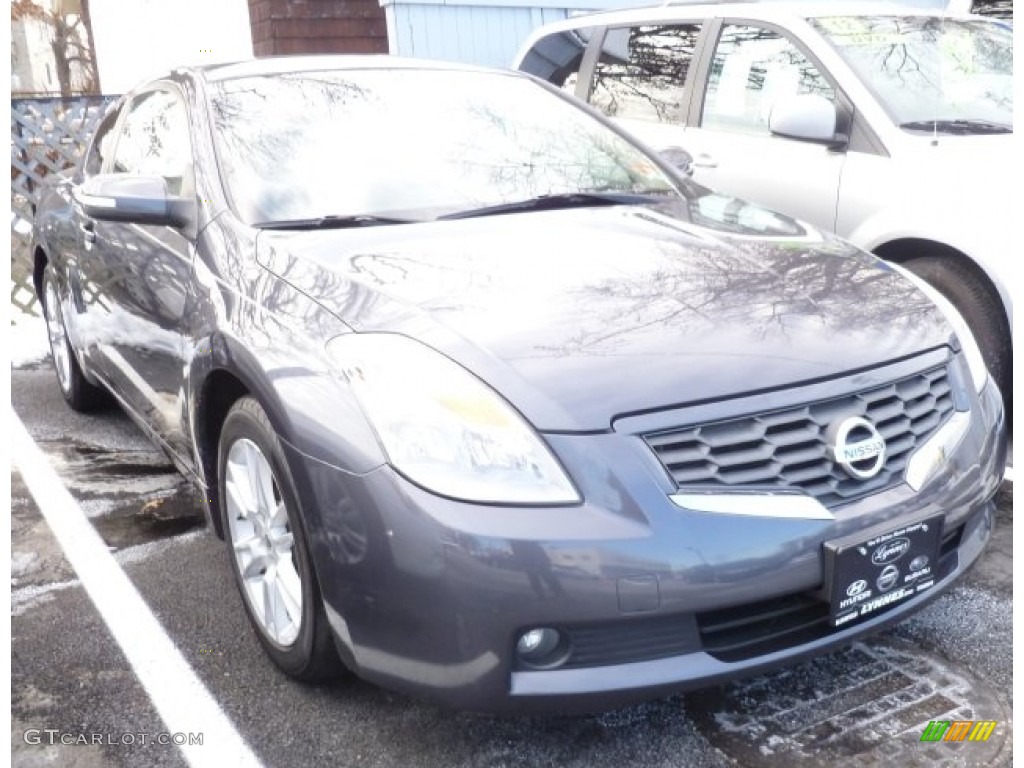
[512,614,701,671]
[697,594,829,662]
[696,523,965,664]
[645,364,955,508]
[516,524,968,671]
[559,614,699,669]
[939,522,965,559]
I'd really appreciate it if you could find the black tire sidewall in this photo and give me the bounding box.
[903,256,1011,402]
[218,399,321,676]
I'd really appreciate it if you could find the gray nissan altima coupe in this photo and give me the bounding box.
[31,56,1006,713]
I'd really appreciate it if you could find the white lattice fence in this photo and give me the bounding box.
[11,95,117,317]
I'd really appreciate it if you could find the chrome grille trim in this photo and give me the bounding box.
[645,364,956,508]
[669,492,833,519]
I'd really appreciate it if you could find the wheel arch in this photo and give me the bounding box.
[873,237,1012,408]
[188,333,357,540]
[869,237,1012,334]
[192,365,252,540]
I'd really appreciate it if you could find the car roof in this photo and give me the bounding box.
[543,0,979,28]
[189,54,504,84]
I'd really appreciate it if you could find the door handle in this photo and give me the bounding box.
[79,220,96,243]
[692,153,718,169]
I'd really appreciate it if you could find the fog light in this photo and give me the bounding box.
[515,627,568,669]
[517,629,550,654]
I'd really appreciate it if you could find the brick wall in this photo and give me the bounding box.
[247,0,389,56]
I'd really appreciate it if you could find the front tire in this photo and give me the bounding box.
[41,265,106,412]
[218,396,341,682]
[903,256,1011,411]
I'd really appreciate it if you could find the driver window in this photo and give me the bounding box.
[83,106,121,177]
[702,25,835,136]
[111,89,194,196]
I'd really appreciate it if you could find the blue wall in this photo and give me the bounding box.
[386,4,573,69]
[381,0,656,69]
[380,0,991,70]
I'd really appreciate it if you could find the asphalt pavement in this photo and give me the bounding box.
[9,356,1014,768]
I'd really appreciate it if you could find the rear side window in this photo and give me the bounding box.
[518,27,595,94]
[590,24,704,124]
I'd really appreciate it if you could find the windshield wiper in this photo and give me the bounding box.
[437,191,665,221]
[254,214,419,230]
[899,119,1012,135]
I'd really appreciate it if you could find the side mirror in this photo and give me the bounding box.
[75,174,195,229]
[658,146,694,177]
[769,94,843,145]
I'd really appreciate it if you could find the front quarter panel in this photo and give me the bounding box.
[836,144,1014,332]
[840,182,1014,332]
[187,215,388,489]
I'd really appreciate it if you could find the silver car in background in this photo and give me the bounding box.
[515,1,1014,409]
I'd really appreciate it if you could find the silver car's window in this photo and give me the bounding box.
[811,16,1012,129]
[518,27,595,94]
[111,89,195,196]
[702,25,835,135]
[590,24,704,124]
[208,69,679,225]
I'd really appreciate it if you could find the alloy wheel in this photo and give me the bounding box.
[224,438,303,646]
[43,278,72,394]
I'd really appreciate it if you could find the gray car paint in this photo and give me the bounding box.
[29,58,1006,713]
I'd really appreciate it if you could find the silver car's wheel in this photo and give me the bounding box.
[224,437,302,647]
[43,277,72,394]
[902,255,1011,417]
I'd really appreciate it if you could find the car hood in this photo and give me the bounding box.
[903,131,1013,157]
[897,132,1012,194]
[257,199,951,432]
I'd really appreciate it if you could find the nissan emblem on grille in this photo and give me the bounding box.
[828,416,887,479]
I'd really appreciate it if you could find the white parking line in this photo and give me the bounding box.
[1005,464,1014,483]
[11,411,264,768]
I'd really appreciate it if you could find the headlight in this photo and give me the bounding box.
[890,264,988,393]
[326,333,580,504]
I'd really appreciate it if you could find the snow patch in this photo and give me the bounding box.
[114,527,206,565]
[11,578,81,616]
[10,312,49,368]
[10,551,39,578]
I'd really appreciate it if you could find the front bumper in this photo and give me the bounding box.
[283,369,1006,713]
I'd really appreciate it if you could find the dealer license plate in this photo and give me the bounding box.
[825,514,943,628]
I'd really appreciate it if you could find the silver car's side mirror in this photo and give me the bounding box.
[75,173,195,229]
[658,146,694,177]
[769,94,840,144]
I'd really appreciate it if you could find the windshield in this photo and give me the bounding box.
[811,16,1012,131]
[207,69,679,225]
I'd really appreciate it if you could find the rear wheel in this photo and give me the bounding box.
[218,396,341,681]
[903,256,1011,413]
[41,265,105,411]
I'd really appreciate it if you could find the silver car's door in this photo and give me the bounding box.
[680,22,847,232]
